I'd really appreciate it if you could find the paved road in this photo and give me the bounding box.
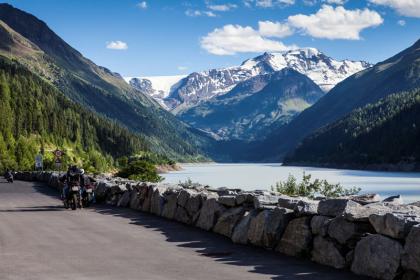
[0,179,370,280]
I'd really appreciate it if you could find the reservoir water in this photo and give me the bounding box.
[163,163,420,203]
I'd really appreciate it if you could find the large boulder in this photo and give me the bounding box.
[262,207,294,248]
[196,197,226,231]
[236,193,255,206]
[174,206,192,224]
[140,184,153,212]
[328,217,358,244]
[150,186,167,216]
[161,191,179,220]
[253,193,280,209]
[117,191,131,207]
[351,234,403,280]
[247,210,269,246]
[383,195,403,205]
[231,210,258,244]
[350,194,381,205]
[369,212,420,239]
[185,193,204,219]
[318,199,360,217]
[218,195,237,207]
[213,207,245,237]
[177,189,196,208]
[402,225,420,274]
[344,203,392,222]
[311,215,331,236]
[276,216,312,257]
[129,189,141,210]
[278,195,319,216]
[312,236,346,269]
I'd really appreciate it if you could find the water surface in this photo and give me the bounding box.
[163,163,420,203]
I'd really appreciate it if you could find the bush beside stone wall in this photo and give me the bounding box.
[15,171,420,280]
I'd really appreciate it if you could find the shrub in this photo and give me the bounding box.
[272,172,360,198]
[117,160,163,182]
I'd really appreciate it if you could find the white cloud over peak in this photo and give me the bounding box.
[137,1,147,9]
[201,24,297,55]
[368,0,420,18]
[288,5,383,40]
[258,21,293,38]
[324,0,346,4]
[208,3,238,11]
[106,41,128,50]
[186,9,217,17]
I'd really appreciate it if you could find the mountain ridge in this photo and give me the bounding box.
[126,48,371,112]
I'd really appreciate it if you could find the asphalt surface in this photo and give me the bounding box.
[0,179,371,280]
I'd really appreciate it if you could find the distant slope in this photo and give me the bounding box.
[0,3,210,161]
[178,69,325,141]
[0,56,149,171]
[284,88,420,171]
[253,39,420,161]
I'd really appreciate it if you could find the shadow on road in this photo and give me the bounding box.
[28,183,370,280]
[92,204,370,280]
[0,205,65,212]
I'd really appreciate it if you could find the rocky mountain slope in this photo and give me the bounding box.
[250,39,420,162]
[178,69,325,140]
[0,3,211,161]
[126,48,371,112]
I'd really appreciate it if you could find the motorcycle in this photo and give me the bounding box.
[81,184,95,207]
[67,184,82,210]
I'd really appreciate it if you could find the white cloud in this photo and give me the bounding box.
[288,5,383,40]
[255,0,295,8]
[324,0,346,4]
[185,9,217,17]
[137,1,147,9]
[106,41,128,50]
[208,3,238,11]
[368,0,420,18]
[258,21,293,38]
[178,66,188,71]
[398,19,406,26]
[201,24,297,55]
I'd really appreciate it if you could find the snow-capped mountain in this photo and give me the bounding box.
[124,75,186,109]
[125,48,371,111]
[178,68,325,141]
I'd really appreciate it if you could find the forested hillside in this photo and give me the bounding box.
[0,3,211,161]
[0,56,153,172]
[284,89,420,170]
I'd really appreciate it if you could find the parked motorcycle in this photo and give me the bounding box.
[6,176,13,183]
[81,184,95,207]
[4,172,13,183]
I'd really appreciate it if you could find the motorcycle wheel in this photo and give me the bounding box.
[71,193,77,210]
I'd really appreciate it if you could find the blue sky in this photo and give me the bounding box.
[1,0,419,76]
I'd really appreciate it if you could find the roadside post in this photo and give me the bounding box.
[53,149,64,175]
[35,154,43,171]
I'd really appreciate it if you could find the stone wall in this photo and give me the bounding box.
[15,171,420,280]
